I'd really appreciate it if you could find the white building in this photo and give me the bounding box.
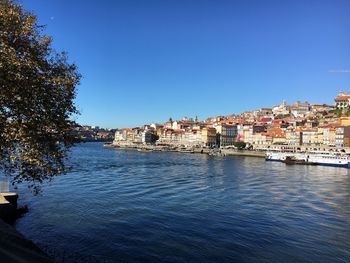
[335,91,350,109]
[113,129,127,144]
[272,100,290,116]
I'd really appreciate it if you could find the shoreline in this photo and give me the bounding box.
[0,192,52,262]
[105,143,350,163]
[3,143,348,263]
[104,143,266,158]
[0,218,52,263]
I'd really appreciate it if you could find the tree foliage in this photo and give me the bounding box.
[329,108,343,117]
[0,0,81,192]
[151,134,159,143]
[233,141,246,150]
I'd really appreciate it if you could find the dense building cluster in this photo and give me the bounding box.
[113,91,350,148]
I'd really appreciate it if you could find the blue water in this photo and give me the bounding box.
[14,142,350,262]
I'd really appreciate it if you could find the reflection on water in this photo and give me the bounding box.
[14,143,350,262]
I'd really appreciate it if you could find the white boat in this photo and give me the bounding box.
[179,148,194,153]
[266,151,350,167]
[306,152,350,167]
[266,152,305,162]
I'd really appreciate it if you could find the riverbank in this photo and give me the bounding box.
[0,192,53,263]
[105,143,266,158]
[0,219,53,263]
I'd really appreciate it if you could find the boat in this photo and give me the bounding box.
[306,152,350,167]
[266,152,293,162]
[103,142,118,148]
[266,151,350,167]
[283,156,304,165]
[179,147,194,153]
[209,151,225,157]
[137,148,154,152]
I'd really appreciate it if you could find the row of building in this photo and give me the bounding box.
[112,91,350,148]
[113,119,350,148]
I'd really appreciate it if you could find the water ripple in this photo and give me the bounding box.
[14,143,350,263]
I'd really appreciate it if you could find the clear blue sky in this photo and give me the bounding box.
[23,0,350,128]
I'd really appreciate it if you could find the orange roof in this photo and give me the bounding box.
[335,95,350,101]
[301,128,318,132]
[324,114,336,118]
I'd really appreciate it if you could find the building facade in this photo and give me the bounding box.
[201,127,217,147]
[220,125,238,147]
[335,126,350,148]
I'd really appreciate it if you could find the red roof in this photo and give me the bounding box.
[335,95,350,101]
[260,117,272,122]
[319,123,339,128]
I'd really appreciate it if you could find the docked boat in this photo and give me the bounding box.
[179,149,194,153]
[306,152,350,167]
[137,148,154,152]
[283,156,308,165]
[266,152,305,162]
[266,151,350,168]
[103,142,119,148]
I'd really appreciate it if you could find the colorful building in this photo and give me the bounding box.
[201,127,217,147]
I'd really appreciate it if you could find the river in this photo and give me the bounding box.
[14,142,350,262]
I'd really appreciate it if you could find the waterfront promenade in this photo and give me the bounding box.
[105,143,267,158]
[106,142,350,158]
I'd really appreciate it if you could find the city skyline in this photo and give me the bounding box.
[80,94,341,130]
[22,0,350,128]
[76,94,343,129]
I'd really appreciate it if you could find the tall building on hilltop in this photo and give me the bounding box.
[335,90,350,109]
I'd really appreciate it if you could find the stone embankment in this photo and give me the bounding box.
[106,142,350,157]
[105,143,266,158]
[0,192,53,262]
[0,192,18,223]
